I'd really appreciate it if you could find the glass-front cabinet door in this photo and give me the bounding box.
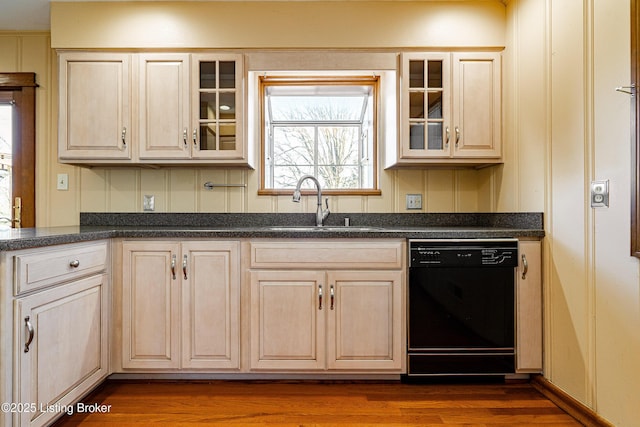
[400,53,450,159]
[191,54,245,161]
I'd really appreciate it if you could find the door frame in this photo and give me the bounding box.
[0,73,36,228]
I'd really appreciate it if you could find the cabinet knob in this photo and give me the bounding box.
[69,259,80,268]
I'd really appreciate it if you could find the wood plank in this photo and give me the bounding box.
[52,381,582,426]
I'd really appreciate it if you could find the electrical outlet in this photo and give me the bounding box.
[590,180,609,208]
[406,194,422,210]
[57,173,68,190]
[143,195,155,211]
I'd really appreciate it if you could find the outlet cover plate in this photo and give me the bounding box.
[590,180,609,208]
[143,195,155,211]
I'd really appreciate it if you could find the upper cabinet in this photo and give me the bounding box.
[58,51,250,167]
[389,51,502,168]
[58,52,132,161]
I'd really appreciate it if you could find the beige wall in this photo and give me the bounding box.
[4,1,639,425]
[506,0,640,426]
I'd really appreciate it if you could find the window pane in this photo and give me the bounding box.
[318,126,359,165]
[270,96,364,121]
[0,105,11,229]
[273,127,315,166]
[273,165,314,189]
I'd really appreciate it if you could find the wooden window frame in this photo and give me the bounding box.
[258,75,381,197]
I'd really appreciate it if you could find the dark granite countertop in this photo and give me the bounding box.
[0,212,544,251]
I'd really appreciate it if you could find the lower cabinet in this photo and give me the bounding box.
[13,274,109,427]
[516,239,543,373]
[120,240,240,370]
[248,240,405,373]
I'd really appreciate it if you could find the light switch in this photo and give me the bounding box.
[406,194,422,210]
[57,173,68,190]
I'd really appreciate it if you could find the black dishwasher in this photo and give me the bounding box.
[407,239,518,376]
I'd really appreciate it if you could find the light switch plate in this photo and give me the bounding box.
[406,194,422,210]
[590,180,609,208]
[56,173,68,191]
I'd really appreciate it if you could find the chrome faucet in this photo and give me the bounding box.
[292,175,330,226]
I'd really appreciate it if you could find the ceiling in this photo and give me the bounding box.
[0,0,506,31]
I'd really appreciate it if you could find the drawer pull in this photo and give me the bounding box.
[69,259,80,268]
[24,316,34,353]
[318,284,323,310]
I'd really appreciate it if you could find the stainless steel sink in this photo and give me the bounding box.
[265,226,384,232]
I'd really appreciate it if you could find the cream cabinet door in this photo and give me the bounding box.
[516,240,543,373]
[138,53,191,160]
[121,242,181,369]
[58,52,132,160]
[326,271,403,371]
[191,54,246,162]
[249,270,326,370]
[399,52,451,160]
[181,241,240,370]
[451,52,502,158]
[14,274,109,427]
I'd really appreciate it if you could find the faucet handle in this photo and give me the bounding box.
[322,198,330,222]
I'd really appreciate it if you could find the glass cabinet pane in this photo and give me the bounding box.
[219,124,237,150]
[427,61,443,88]
[409,124,425,149]
[219,62,236,89]
[427,122,443,150]
[200,93,217,120]
[200,62,217,89]
[409,60,424,88]
[200,124,217,150]
[427,92,442,119]
[409,92,424,119]
[219,92,236,120]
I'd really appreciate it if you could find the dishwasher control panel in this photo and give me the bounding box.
[410,240,518,267]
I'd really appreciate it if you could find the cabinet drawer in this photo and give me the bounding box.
[250,240,404,269]
[14,241,109,295]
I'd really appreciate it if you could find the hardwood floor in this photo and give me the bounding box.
[52,380,582,426]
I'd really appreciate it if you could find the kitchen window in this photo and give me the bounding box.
[259,76,379,195]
